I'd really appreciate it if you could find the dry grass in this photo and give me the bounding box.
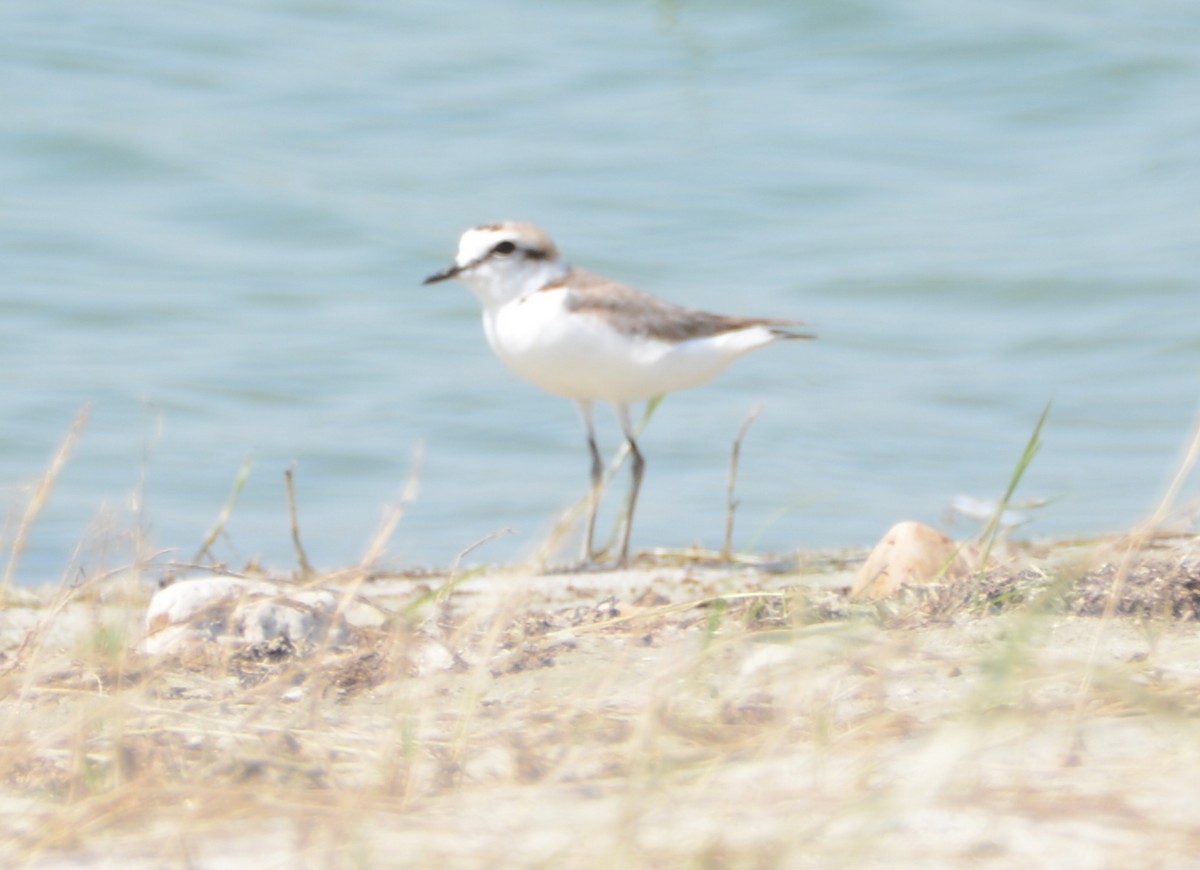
[3,536,1200,868]
[4,409,1200,867]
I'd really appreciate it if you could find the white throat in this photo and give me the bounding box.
[458,256,569,311]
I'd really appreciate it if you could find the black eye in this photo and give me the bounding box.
[493,241,517,256]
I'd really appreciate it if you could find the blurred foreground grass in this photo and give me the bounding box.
[2,533,1200,868]
[3,406,1200,867]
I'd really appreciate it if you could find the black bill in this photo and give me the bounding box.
[422,263,460,285]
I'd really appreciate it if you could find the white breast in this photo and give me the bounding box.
[482,288,779,404]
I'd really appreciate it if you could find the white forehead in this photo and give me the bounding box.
[455,221,558,264]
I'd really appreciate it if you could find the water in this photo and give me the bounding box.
[3,0,1198,582]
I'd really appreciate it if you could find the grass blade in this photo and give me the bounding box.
[977,400,1051,570]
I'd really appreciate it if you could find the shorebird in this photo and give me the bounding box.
[424,220,813,566]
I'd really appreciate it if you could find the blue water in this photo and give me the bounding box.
[3,0,1198,582]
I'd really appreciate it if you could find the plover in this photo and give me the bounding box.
[424,220,813,566]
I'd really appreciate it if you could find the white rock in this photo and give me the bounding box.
[141,577,348,655]
[412,637,459,676]
[144,577,275,637]
[234,588,345,646]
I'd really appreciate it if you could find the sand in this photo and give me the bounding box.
[3,538,1200,868]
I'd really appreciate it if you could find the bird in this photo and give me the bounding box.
[423,220,813,567]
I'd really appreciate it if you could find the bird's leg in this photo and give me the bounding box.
[577,401,604,563]
[616,404,645,568]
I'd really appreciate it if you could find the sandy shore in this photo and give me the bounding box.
[3,537,1200,868]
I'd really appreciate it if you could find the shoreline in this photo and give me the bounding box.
[2,533,1199,867]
